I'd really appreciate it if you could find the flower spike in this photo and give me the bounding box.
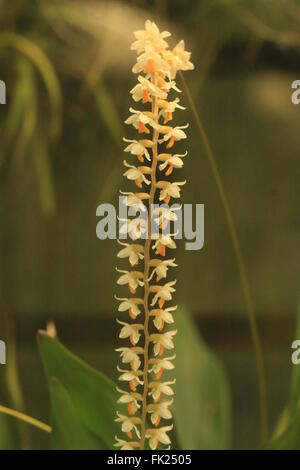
[115,19,193,450]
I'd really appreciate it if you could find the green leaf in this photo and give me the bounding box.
[32,135,56,218]
[173,307,231,449]
[289,301,300,417]
[37,331,119,450]
[50,378,105,449]
[264,411,300,450]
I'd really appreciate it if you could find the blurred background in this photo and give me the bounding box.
[0,0,300,450]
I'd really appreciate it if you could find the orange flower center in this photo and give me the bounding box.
[129,380,136,392]
[142,88,152,103]
[145,59,156,73]
[129,308,136,320]
[166,136,175,148]
[155,415,161,427]
[128,403,135,415]
[138,121,149,134]
[157,244,166,257]
[164,194,171,205]
[130,334,136,346]
[165,164,173,176]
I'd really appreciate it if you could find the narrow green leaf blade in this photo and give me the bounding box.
[50,378,106,450]
[264,411,300,450]
[37,331,119,449]
[173,307,232,449]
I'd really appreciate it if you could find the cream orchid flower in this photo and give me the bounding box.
[149,258,177,281]
[153,205,179,229]
[150,306,177,330]
[158,97,185,124]
[147,399,173,426]
[114,437,140,450]
[132,47,170,75]
[116,347,144,371]
[117,319,143,346]
[116,387,142,415]
[171,40,194,72]
[158,123,189,148]
[131,20,170,54]
[125,108,155,134]
[150,280,177,307]
[148,380,176,402]
[149,354,176,379]
[158,151,187,175]
[123,160,152,188]
[163,40,194,78]
[152,235,177,257]
[131,76,167,103]
[123,138,153,162]
[114,296,143,319]
[119,190,150,212]
[145,425,173,450]
[119,217,148,240]
[117,366,144,391]
[115,412,142,439]
[150,330,177,356]
[116,268,144,294]
[117,240,144,267]
[156,180,186,203]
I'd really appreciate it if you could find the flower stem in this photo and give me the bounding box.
[0,404,51,434]
[179,71,268,443]
[140,73,159,450]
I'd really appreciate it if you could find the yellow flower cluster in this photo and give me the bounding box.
[115,20,193,450]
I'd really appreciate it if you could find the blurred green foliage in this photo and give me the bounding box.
[0,0,300,450]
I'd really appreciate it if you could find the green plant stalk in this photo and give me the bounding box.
[140,73,159,450]
[0,299,30,449]
[179,71,268,443]
[0,32,62,139]
[0,405,51,434]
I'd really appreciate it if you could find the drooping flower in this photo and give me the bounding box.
[116,268,144,294]
[149,258,177,281]
[116,347,144,371]
[117,319,143,346]
[148,379,176,401]
[156,180,186,203]
[117,240,144,266]
[114,436,140,450]
[147,399,174,426]
[114,296,143,319]
[150,330,177,356]
[123,160,152,188]
[115,412,142,439]
[145,425,173,450]
[123,138,153,162]
[150,306,177,330]
[131,76,167,103]
[150,280,177,307]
